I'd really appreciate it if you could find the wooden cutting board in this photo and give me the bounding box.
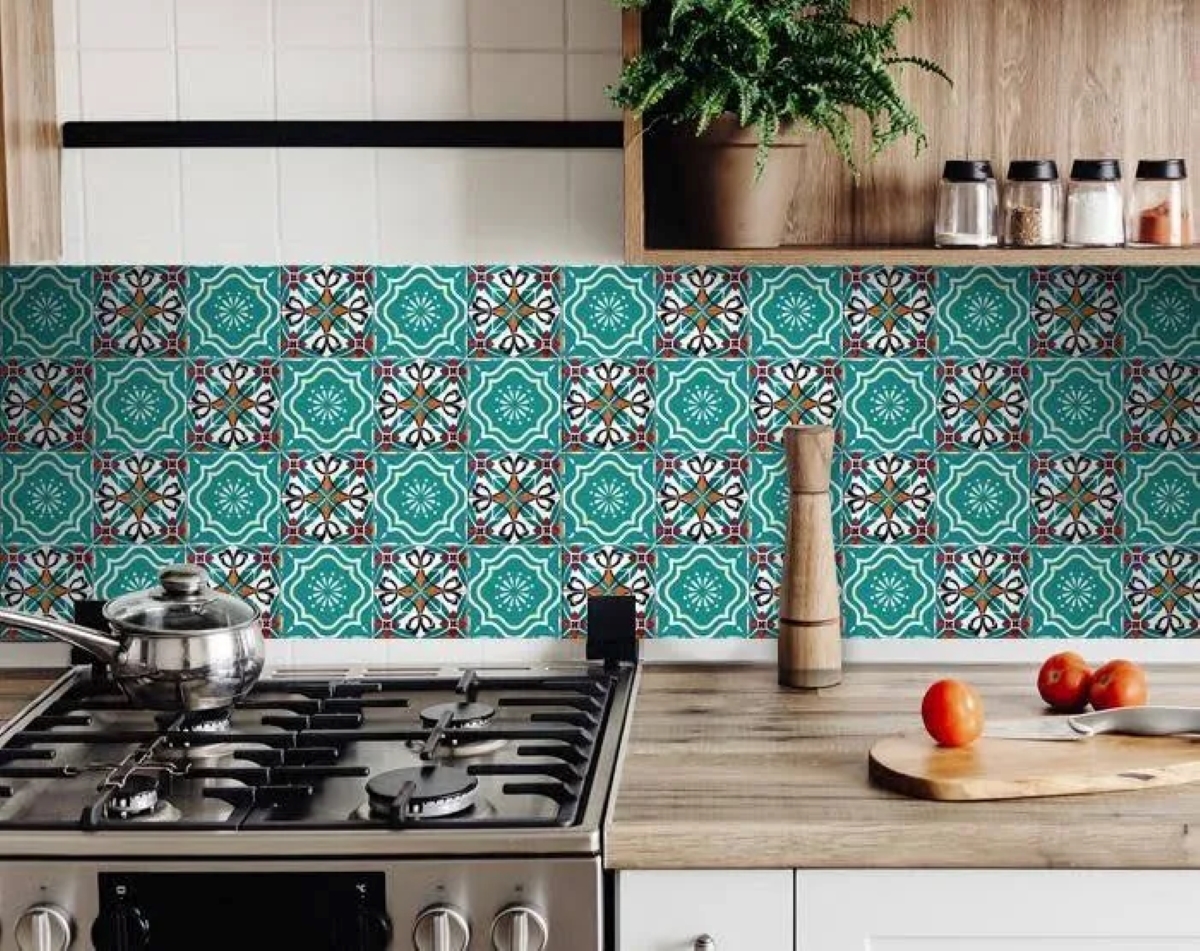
[869,733,1200,801]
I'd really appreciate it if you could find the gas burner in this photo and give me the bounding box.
[366,766,479,823]
[174,709,233,734]
[416,701,506,757]
[104,774,180,823]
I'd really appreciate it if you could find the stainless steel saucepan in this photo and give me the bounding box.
[0,563,264,713]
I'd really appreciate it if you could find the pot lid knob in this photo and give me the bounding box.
[159,564,209,597]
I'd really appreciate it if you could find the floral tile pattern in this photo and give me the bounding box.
[0,264,1195,640]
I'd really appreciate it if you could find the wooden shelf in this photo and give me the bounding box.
[633,246,1200,267]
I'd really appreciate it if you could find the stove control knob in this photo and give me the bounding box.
[490,905,548,951]
[91,904,150,951]
[350,905,392,951]
[15,904,72,951]
[412,904,470,951]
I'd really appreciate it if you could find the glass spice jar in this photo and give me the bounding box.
[1129,159,1192,247]
[934,160,999,248]
[1065,159,1124,247]
[1003,160,1063,247]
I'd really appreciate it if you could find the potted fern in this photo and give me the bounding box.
[609,0,950,248]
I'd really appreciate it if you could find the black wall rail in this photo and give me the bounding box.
[62,120,624,150]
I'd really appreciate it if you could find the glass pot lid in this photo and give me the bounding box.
[103,564,260,635]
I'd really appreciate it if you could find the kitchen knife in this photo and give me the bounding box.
[985,706,1200,741]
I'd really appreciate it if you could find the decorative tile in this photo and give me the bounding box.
[375,453,467,546]
[376,359,466,451]
[747,267,841,359]
[747,451,788,548]
[563,266,655,358]
[0,267,91,358]
[468,266,561,357]
[843,267,936,358]
[842,546,937,638]
[1125,453,1198,546]
[657,453,748,544]
[376,266,466,358]
[0,453,91,545]
[94,266,187,357]
[940,267,1029,358]
[1030,359,1122,452]
[281,266,374,357]
[375,546,466,638]
[471,359,558,453]
[1126,547,1197,638]
[937,546,1029,638]
[937,360,1029,451]
[191,545,281,634]
[564,359,654,451]
[0,547,91,623]
[1124,268,1200,359]
[1031,547,1123,639]
[840,359,936,452]
[466,545,560,637]
[1031,453,1122,545]
[657,546,748,637]
[562,452,655,546]
[189,453,279,546]
[658,359,745,453]
[189,266,279,358]
[841,453,935,545]
[281,452,373,544]
[94,359,187,453]
[280,546,375,637]
[468,453,560,544]
[750,360,839,450]
[94,453,186,545]
[562,545,654,637]
[1125,359,1198,451]
[749,545,782,638]
[938,453,1028,545]
[280,359,373,452]
[1031,267,1122,356]
[189,359,279,451]
[657,267,748,357]
[1,361,91,450]
[93,545,185,599]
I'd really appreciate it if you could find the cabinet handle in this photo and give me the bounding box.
[694,937,716,951]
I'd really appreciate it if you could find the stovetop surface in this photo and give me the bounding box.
[0,664,628,836]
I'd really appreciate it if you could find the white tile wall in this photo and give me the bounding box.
[56,0,624,263]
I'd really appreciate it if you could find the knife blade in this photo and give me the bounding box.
[985,706,1200,742]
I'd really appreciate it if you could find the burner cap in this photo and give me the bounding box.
[107,774,160,818]
[420,701,495,730]
[366,766,479,822]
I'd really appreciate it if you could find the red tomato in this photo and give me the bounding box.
[1037,652,1093,712]
[1089,660,1148,711]
[921,679,984,748]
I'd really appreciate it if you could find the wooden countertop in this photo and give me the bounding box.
[605,663,1200,870]
[0,669,64,727]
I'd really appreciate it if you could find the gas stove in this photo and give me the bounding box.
[0,658,636,951]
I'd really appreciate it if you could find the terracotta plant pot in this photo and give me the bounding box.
[677,115,805,249]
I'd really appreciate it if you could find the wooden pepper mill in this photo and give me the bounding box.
[778,425,842,689]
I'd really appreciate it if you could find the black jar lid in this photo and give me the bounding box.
[1007,159,1059,182]
[1135,159,1187,180]
[1071,159,1122,181]
[943,160,994,182]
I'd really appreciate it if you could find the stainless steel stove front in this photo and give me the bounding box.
[0,857,600,951]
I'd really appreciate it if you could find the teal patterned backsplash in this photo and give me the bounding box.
[0,264,1195,640]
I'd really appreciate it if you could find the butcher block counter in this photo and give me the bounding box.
[0,669,62,727]
[605,663,1200,870]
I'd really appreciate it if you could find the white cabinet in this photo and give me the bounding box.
[797,870,1200,951]
[617,870,793,951]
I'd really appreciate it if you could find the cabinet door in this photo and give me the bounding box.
[618,870,793,951]
[798,870,1200,951]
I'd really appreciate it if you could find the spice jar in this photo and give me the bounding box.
[1129,159,1192,247]
[935,160,999,248]
[1003,160,1063,247]
[1065,159,1124,247]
